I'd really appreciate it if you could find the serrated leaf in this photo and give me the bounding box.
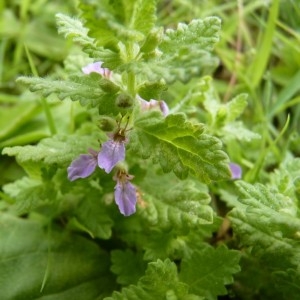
[142,230,183,261]
[110,249,147,285]
[268,157,300,200]
[55,13,121,67]
[74,197,114,240]
[105,259,190,300]
[180,245,241,300]
[226,93,248,122]
[0,213,115,299]
[223,122,261,142]
[141,180,213,230]
[2,133,99,166]
[2,177,55,213]
[130,112,231,183]
[272,269,300,300]
[79,0,156,47]
[129,47,218,84]
[17,75,120,114]
[55,13,95,49]
[228,181,300,269]
[131,17,220,83]
[161,17,220,53]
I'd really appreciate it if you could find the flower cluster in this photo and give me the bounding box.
[67,124,136,216]
[68,62,170,216]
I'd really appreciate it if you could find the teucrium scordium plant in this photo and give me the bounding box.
[1,1,247,299]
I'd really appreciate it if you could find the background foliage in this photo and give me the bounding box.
[1,0,300,299]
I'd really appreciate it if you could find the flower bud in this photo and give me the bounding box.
[98,116,116,132]
[116,93,134,108]
[141,27,163,53]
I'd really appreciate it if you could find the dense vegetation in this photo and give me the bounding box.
[1,0,300,299]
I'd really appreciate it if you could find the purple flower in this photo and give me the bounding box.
[229,162,242,179]
[138,96,169,116]
[114,172,137,216]
[159,100,169,116]
[98,139,125,173]
[67,149,98,181]
[98,128,128,173]
[82,61,111,78]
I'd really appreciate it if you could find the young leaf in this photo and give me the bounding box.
[0,213,115,299]
[130,112,231,183]
[55,13,122,68]
[55,13,95,49]
[130,17,221,83]
[79,0,156,46]
[225,93,248,122]
[180,245,241,300]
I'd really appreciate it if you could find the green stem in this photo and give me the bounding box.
[127,72,136,96]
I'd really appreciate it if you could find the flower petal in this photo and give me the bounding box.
[82,61,111,77]
[98,140,125,173]
[229,162,242,179]
[114,181,137,216]
[159,100,169,116]
[67,154,98,181]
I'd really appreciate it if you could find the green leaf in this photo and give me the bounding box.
[74,196,114,240]
[222,122,261,142]
[55,13,95,49]
[137,80,168,101]
[142,230,184,261]
[228,181,300,269]
[2,132,100,167]
[0,213,115,299]
[79,0,157,47]
[160,17,220,53]
[272,269,300,300]
[180,245,241,300]
[17,75,120,114]
[268,157,300,200]
[110,249,147,286]
[130,112,231,183]
[105,259,192,300]
[130,17,221,83]
[55,13,122,68]
[225,93,248,122]
[140,180,213,230]
[2,177,55,213]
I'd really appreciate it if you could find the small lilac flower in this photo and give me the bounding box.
[82,61,111,78]
[98,139,125,173]
[138,96,169,116]
[159,100,169,116]
[229,162,242,179]
[67,149,98,181]
[114,171,137,216]
[98,128,128,173]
